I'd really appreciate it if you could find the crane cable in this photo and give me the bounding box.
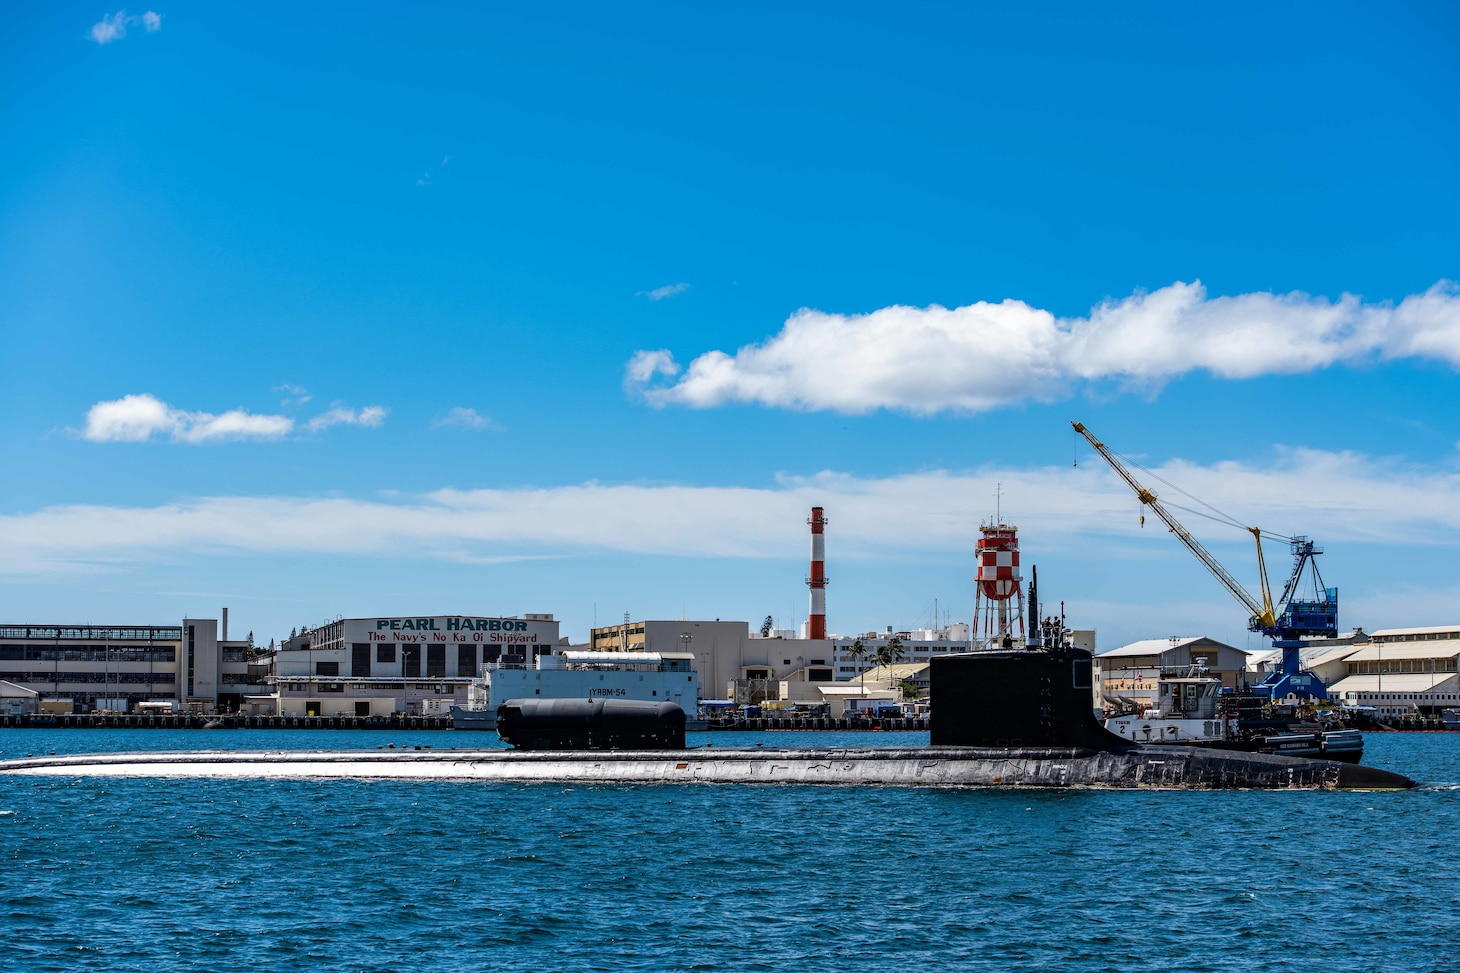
[1097,443,1293,544]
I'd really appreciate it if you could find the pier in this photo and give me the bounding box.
[706,715,929,732]
[0,713,456,731]
[0,713,931,732]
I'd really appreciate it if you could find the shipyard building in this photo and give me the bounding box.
[0,613,264,713]
[257,613,561,717]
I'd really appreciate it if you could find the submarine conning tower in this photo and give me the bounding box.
[930,645,1129,749]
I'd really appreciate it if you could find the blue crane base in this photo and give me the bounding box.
[1253,642,1328,701]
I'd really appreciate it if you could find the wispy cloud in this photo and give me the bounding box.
[90,9,161,44]
[304,404,388,433]
[6,447,1460,574]
[638,282,690,301]
[82,394,292,444]
[623,349,680,393]
[273,383,312,406]
[433,407,496,430]
[79,395,386,444]
[415,172,433,187]
[627,281,1460,415]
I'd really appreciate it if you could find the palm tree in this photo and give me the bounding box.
[887,635,907,670]
[848,639,868,689]
[869,638,892,683]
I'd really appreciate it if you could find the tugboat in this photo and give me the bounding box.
[1103,661,1365,763]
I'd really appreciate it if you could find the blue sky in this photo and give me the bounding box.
[2,2,1459,650]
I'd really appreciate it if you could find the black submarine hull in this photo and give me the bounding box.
[0,744,1413,788]
[0,646,1415,790]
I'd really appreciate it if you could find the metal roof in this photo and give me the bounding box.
[1368,625,1460,639]
[817,685,899,698]
[1099,637,1247,658]
[1249,643,1362,668]
[850,663,930,681]
[1326,673,1460,694]
[1343,642,1460,662]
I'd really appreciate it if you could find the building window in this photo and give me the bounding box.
[457,645,476,677]
[403,646,421,678]
[377,644,396,664]
[352,644,372,678]
[316,661,339,677]
[426,645,446,678]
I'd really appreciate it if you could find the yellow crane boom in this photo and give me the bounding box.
[1071,421,1276,631]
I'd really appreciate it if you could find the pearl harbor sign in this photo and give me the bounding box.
[352,615,560,647]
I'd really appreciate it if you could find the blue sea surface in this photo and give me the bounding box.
[2,729,1456,972]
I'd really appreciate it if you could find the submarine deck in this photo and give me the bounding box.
[0,745,1415,790]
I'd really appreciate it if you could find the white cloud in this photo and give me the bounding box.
[416,173,433,187]
[304,404,388,433]
[639,282,690,301]
[433,407,495,430]
[175,410,293,445]
[627,280,1460,414]
[80,394,386,443]
[273,383,311,406]
[82,394,292,444]
[5,447,1460,574]
[623,349,680,392]
[90,10,161,44]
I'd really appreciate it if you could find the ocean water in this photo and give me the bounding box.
[1,730,1456,973]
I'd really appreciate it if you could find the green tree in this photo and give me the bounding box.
[873,635,906,685]
[848,639,868,689]
[887,635,907,669]
[900,679,920,701]
[246,630,255,647]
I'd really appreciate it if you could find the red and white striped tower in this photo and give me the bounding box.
[807,506,828,640]
[973,521,1025,647]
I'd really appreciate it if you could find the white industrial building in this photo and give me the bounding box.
[590,619,827,705]
[1324,626,1460,717]
[1,679,40,716]
[830,624,973,680]
[0,613,263,713]
[258,613,561,717]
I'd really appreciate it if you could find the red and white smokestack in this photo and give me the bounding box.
[807,506,828,640]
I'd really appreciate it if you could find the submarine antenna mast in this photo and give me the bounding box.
[1026,565,1041,649]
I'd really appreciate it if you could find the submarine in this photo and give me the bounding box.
[0,644,1415,789]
